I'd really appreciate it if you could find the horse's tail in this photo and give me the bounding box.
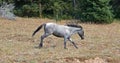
[32,23,45,37]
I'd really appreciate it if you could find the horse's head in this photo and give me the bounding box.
[78,29,84,40]
[67,23,84,40]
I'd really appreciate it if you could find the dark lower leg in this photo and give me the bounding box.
[39,35,45,48]
[68,38,78,49]
[71,42,78,49]
[64,38,67,49]
[39,42,43,48]
[39,33,50,48]
[64,41,67,49]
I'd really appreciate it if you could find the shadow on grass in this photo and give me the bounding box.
[34,45,56,49]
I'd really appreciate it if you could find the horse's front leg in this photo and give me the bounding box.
[64,37,67,49]
[68,38,78,49]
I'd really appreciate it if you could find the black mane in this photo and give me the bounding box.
[66,24,83,29]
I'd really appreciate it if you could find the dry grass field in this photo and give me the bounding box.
[0,18,120,63]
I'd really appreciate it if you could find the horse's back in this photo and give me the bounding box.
[46,23,66,29]
[46,23,56,26]
[45,23,69,36]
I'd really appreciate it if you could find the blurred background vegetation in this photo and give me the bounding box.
[0,0,120,23]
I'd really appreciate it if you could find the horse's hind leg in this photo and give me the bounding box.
[39,33,50,48]
[68,38,78,49]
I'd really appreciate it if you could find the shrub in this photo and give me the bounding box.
[79,0,114,24]
[14,3,39,17]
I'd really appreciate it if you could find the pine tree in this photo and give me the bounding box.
[79,0,114,23]
[111,0,120,19]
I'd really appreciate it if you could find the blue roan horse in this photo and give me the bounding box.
[32,23,84,49]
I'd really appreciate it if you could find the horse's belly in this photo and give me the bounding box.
[52,32,64,37]
[52,26,69,37]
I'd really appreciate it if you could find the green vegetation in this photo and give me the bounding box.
[79,0,114,23]
[0,0,120,23]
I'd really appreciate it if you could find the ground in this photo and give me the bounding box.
[0,18,120,63]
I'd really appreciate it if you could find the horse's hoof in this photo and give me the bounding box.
[76,47,78,49]
[38,45,42,48]
[64,47,68,49]
[38,45,43,49]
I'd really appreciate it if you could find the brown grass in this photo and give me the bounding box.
[0,17,120,63]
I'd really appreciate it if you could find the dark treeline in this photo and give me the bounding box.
[0,0,120,23]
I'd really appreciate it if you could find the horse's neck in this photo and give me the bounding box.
[69,27,81,33]
[69,27,80,30]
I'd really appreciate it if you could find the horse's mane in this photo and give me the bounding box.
[66,24,83,29]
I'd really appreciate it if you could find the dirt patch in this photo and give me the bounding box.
[43,57,107,63]
[2,34,34,42]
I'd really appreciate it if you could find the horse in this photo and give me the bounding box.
[32,23,84,49]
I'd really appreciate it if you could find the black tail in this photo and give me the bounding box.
[32,24,45,37]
